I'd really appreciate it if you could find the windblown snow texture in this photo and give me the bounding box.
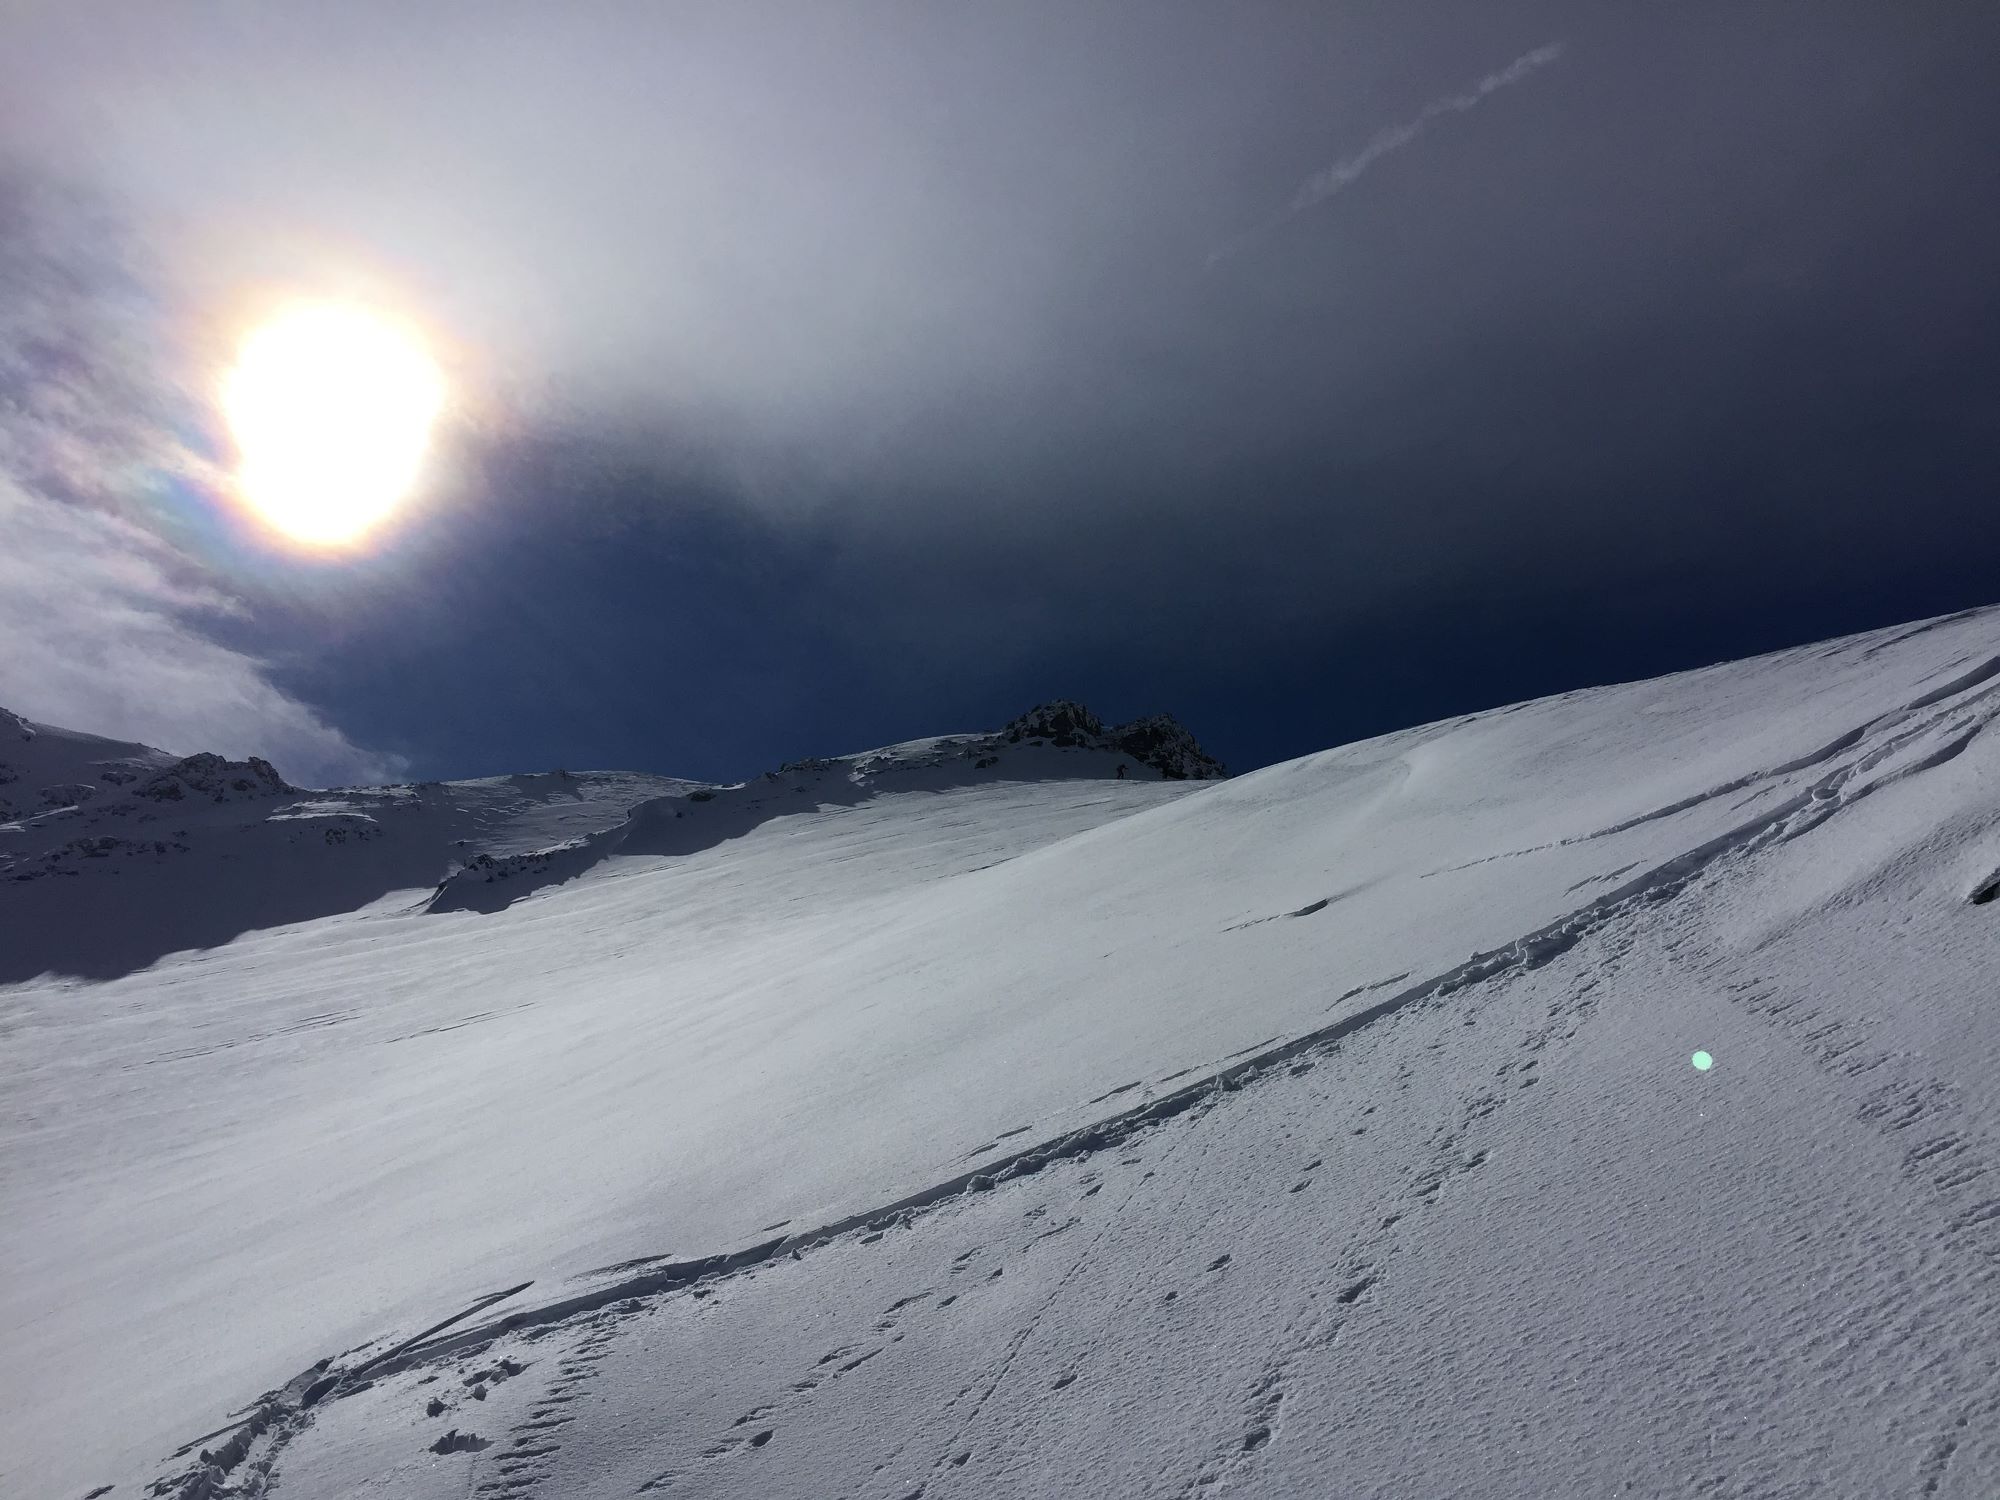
[8,621,2000,1499]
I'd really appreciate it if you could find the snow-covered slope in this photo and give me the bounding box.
[9,615,2000,1499]
[0,704,1219,1495]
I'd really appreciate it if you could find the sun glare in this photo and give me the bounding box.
[221,302,445,547]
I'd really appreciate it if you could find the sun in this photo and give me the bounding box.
[221,302,445,547]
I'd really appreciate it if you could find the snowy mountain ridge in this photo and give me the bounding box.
[0,699,1216,978]
[429,703,1223,912]
[8,612,2000,1499]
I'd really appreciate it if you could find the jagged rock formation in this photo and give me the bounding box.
[1002,701,1226,780]
[135,752,296,805]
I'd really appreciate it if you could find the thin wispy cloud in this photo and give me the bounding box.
[1211,42,1566,266]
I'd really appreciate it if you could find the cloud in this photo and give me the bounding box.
[0,171,401,787]
[1289,43,1566,212]
[0,478,404,786]
[3,6,1992,787]
[1211,42,1566,265]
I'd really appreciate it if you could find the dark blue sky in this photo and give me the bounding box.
[5,4,1999,784]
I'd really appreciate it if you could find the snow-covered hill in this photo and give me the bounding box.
[8,616,2000,1499]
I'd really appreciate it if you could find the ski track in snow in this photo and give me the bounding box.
[121,612,2000,1500]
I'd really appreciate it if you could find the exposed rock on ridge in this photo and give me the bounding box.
[135,753,296,804]
[1002,701,1226,780]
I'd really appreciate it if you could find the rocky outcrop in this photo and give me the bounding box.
[135,753,296,805]
[1002,702,1225,780]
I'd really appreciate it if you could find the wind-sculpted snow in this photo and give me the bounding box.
[9,610,2000,1499]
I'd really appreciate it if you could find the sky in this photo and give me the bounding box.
[2,2,1998,785]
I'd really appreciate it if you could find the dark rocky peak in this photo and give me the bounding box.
[1002,701,1226,780]
[1002,701,1107,749]
[135,752,297,804]
[1107,713,1227,781]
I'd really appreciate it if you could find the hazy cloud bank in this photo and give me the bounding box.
[0,172,402,785]
[0,480,405,786]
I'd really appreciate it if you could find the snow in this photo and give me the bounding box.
[6,615,2000,1498]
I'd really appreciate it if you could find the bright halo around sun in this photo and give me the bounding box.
[221,302,445,548]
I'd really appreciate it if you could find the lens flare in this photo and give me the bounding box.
[1691,1050,1714,1071]
[221,302,444,547]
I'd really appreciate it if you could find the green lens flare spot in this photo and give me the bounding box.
[1691,1050,1714,1072]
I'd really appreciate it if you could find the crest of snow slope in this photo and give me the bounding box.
[9,618,2000,1497]
[0,706,180,818]
[425,708,1221,915]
